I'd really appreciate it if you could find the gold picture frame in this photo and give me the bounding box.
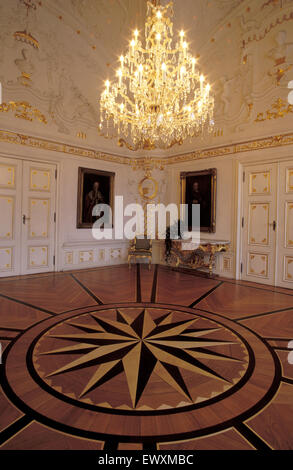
[77,167,115,229]
[180,168,217,233]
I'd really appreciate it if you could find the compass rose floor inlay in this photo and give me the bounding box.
[0,265,292,450]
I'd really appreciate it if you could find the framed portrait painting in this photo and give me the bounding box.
[77,167,115,228]
[180,168,217,233]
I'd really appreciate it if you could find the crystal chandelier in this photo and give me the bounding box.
[99,1,214,149]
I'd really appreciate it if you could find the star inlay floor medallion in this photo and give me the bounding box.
[34,307,248,410]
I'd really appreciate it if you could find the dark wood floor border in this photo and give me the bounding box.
[103,439,119,451]
[0,294,56,316]
[61,304,101,314]
[188,281,224,308]
[143,442,158,450]
[151,264,159,303]
[70,274,103,305]
[281,377,293,385]
[0,416,33,447]
[234,422,273,450]
[235,307,293,323]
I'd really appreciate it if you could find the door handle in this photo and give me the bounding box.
[22,215,31,224]
[270,221,276,231]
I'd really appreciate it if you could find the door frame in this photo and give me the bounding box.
[0,152,60,276]
[236,154,293,287]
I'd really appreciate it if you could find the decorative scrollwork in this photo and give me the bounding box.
[0,102,47,124]
[255,98,293,122]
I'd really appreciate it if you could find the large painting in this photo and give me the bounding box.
[180,168,217,233]
[77,167,115,228]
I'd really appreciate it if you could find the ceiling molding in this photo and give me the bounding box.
[1,129,293,167]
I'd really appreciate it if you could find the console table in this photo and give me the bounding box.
[166,239,230,276]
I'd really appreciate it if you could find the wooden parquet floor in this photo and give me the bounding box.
[0,264,292,450]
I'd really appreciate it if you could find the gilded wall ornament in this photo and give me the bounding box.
[138,176,159,200]
[13,30,39,49]
[255,98,293,122]
[0,102,47,124]
[242,12,293,49]
[118,137,183,151]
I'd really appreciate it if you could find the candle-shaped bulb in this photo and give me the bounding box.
[117,69,122,87]
[179,30,185,45]
[138,64,143,84]
[162,62,167,81]
[180,65,186,80]
[120,103,124,112]
[182,41,187,58]
[156,33,161,42]
[157,10,162,19]
[130,39,135,55]
[192,57,196,73]
[105,80,110,93]
[134,29,139,38]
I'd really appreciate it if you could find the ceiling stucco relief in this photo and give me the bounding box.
[0,0,292,158]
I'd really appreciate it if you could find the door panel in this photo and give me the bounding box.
[0,158,22,277]
[276,162,293,288]
[242,164,277,285]
[21,161,56,275]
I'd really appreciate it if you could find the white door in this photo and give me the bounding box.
[276,161,293,288]
[0,157,57,277]
[21,161,57,275]
[241,163,278,285]
[0,157,22,277]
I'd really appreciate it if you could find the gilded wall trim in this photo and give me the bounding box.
[0,129,293,166]
[0,130,132,166]
[164,132,293,165]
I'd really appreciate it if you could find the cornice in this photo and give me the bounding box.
[0,129,293,168]
[163,132,293,165]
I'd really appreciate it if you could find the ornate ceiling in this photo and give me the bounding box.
[0,0,292,158]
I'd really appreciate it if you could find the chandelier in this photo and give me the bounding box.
[99,1,214,149]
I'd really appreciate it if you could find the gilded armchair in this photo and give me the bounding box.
[128,237,152,269]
